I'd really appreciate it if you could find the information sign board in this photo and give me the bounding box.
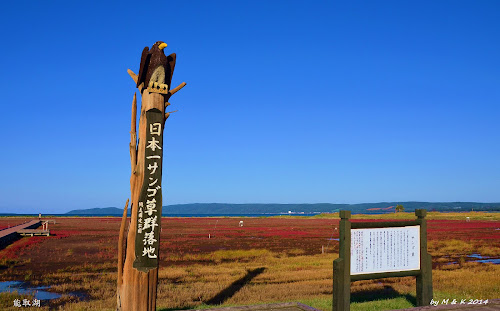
[350,225,420,275]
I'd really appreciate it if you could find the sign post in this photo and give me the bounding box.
[333,210,351,310]
[333,209,432,310]
[116,41,186,311]
[415,209,433,306]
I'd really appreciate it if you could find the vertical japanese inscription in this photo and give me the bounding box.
[133,108,164,272]
[350,226,420,275]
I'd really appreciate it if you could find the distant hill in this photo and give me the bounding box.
[65,207,128,215]
[64,202,500,215]
[160,202,500,214]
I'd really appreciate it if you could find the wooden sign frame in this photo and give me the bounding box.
[333,209,433,310]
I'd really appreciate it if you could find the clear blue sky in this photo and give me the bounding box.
[1,1,499,214]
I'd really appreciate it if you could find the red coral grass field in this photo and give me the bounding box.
[0,213,499,310]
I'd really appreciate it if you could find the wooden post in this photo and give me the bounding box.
[117,42,186,311]
[416,209,433,306]
[333,210,351,311]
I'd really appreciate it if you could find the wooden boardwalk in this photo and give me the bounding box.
[18,228,50,236]
[0,220,42,249]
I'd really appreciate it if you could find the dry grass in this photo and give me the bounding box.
[47,251,500,310]
[0,215,499,310]
[429,239,475,257]
[156,252,337,309]
[5,249,495,311]
[433,263,500,298]
[428,239,500,258]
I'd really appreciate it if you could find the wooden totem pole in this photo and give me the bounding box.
[117,41,186,311]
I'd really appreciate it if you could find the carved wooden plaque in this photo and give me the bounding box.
[133,108,164,272]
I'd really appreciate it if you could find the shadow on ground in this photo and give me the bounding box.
[351,285,416,306]
[206,267,266,305]
[158,267,267,311]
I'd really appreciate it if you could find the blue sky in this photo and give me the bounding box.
[1,1,499,213]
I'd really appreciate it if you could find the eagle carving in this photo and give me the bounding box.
[136,41,176,92]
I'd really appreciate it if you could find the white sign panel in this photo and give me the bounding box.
[351,226,420,275]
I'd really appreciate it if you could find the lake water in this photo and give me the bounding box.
[0,281,62,300]
[0,281,87,300]
[446,253,500,265]
[468,253,500,264]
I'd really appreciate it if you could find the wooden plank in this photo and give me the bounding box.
[0,220,42,249]
[17,229,50,236]
[351,270,420,281]
[17,229,48,233]
[0,220,40,237]
[351,220,420,229]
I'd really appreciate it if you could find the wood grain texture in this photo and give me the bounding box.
[118,44,186,310]
[117,91,164,311]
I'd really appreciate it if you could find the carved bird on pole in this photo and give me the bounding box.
[136,41,176,92]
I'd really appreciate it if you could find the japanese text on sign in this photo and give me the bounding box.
[134,109,164,272]
[138,122,162,259]
[350,226,420,275]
